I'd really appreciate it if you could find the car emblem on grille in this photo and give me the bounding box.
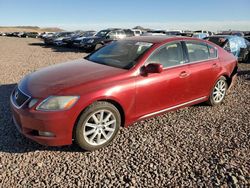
[14,90,19,100]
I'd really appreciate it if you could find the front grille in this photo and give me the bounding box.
[12,87,30,108]
[81,38,90,43]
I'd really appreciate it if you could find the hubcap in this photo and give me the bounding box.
[212,80,226,103]
[83,110,116,146]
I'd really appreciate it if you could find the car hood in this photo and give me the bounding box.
[19,59,127,98]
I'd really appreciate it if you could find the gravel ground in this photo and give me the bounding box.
[0,37,249,187]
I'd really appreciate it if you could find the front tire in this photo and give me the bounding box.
[75,101,121,151]
[207,76,228,106]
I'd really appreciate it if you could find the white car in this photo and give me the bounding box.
[41,32,55,39]
[194,30,212,36]
[132,29,142,36]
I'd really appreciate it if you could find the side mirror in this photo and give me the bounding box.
[141,63,163,75]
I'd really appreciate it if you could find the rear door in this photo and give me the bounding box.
[184,41,220,99]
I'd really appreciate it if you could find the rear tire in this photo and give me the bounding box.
[207,76,228,106]
[243,49,250,63]
[239,47,250,63]
[75,101,121,151]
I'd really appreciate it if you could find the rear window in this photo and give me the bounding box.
[208,45,217,58]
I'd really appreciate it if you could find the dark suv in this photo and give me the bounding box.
[79,29,134,52]
[44,32,73,45]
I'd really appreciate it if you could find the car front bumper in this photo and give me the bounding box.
[10,101,75,146]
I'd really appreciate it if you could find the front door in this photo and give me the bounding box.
[135,41,191,118]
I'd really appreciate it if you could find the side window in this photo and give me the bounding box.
[118,30,125,35]
[208,45,217,58]
[186,42,210,62]
[147,42,185,68]
[117,30,125,38]
[107,31,116,39]
[229,38,238,51]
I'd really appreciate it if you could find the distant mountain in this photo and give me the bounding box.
[0,26,64,32]
[133,26,151,32]
[41,27,64,32]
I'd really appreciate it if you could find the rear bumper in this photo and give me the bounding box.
[10,102,74,146]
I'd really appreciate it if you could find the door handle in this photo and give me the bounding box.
[212,63,218,68]
[179,71,190,78]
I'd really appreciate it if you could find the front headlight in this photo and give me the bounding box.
[36,96,79,111]
[87,39,95,43]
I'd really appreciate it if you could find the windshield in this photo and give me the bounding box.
[205,37,228,47]
[55,32,71,37]
[86,40,153,69]
[96,30,109,37]
[83,32,95,37]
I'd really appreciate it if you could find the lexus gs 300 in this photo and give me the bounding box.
[10,36,238,150]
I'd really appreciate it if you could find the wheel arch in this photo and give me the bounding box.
[72,98,126,141]
[98,99,125,128]
[222,65,238,88]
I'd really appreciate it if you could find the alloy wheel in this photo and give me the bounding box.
[83,110,116,146]
[212,79,227,103]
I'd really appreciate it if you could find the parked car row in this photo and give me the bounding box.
[43,28,136,52]
[41,28,216,53]
[42,28,250,62]
[1,28,249,62]
[1,31,39,38]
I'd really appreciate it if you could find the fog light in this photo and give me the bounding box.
[38,131,55,137]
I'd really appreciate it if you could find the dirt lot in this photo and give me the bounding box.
[0,37,249,187]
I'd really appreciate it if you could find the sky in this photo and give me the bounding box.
[0,0,250,31]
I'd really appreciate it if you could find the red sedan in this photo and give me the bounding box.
[10,36,237,151]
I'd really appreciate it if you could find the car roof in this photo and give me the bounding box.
[208,35,238,39]
[123,36,200,43]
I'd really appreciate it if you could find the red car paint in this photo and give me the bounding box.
[10,36,237,146]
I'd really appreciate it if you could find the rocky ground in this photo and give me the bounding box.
[0,37,249,187]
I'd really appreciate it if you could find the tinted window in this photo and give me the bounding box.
[96,30,109,37]
[186,42,209,62]
[147,42,185,68]
[117,30,124,35]
[108,31,117,39]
